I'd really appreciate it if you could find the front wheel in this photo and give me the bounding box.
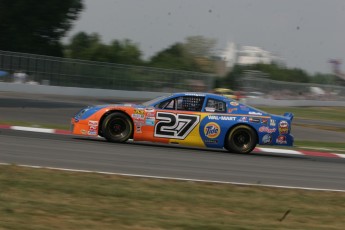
[225,125,257,154]
[101,112,133,143]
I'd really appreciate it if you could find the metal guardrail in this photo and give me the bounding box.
[240,70,345,101]
[1,50,344,101]
[0,50,215,92]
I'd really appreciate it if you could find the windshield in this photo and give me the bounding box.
[141,94,171,107]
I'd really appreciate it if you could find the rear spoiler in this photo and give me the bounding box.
[283,112,294,121]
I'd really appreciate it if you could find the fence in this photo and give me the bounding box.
[240,70,345,101]
[1,50,344,101]
[0,50,215,92]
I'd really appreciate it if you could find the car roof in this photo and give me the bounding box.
[169,92,231,100]
[146,92,234,107]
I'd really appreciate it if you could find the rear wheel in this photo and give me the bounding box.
[225,125,257,154]
[102,112,133,143]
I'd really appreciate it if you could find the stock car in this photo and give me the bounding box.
[71,92,294,154]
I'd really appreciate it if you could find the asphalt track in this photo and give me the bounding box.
[1,92,345,191]
[1,129,345,191]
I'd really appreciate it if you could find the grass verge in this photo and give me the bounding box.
[294,140,345,153]
[294,123,345,133]
[1,165,344,230]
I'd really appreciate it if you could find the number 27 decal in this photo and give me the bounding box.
[154,112,200,139]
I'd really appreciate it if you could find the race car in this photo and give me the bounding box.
[71,92,294,154]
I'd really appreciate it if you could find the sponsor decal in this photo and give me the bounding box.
[249,111,263,115]
[279,120,289,134]
[136,126,142,133]
[262,134,272,144]
[134,109,145,114]
[259,126,277,133]
[230,101,239,106]
[270,119,276,127]
[240,105,249,111]
[132,114,145,120]
[146,112,155,117]
[134,120,145,126]
[205,107,216,112]
[207,115,236,121]
[88,131,97,135]
[276,135,287,144]
[145,107,155,113]
[204,139,218,144]
[88,120,98,126]
[185,93,205,97]
[145,117,155,126]
[89,125,97,131]
[238,116,248,122]
[81,129,87,134]
[261,118,268,125]
[228,108,238,113]
[249,117,261,123]
[204,122,221,138]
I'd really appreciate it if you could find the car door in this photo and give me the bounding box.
[140,95,205,146]
[199,97,230,148]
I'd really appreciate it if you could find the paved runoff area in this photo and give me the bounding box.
[1,124,344,159]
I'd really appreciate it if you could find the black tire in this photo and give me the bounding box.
[225,125,257,154]
[101,112,133,143]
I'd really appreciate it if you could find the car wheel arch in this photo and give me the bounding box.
[98,110,134,139]
[224,124,259,153]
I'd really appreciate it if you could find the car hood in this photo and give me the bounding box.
[74,104,145,120]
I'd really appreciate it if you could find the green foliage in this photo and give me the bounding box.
[215,65,246,89]
[0,0,83,56]
[148,36,217,73]
[149,43,201,71]
[219,63,336,90]
[108,39,143,65]
[65,32,143,65]
[251,63,310,83]
[184,35,217,57]
[310,73,336,84]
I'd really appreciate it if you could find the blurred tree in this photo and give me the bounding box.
[310,73,336,84]
[218,63,319,90]
[215,64,246,89]
[149,43,202,71]
[184,36,217,72]
[149,36,217,73]
[108,39,142,65]
[65,32,143,64]
[0,0,83,56]
[252,63,310,83]
[66,32,102,60]
[184,35,217,57]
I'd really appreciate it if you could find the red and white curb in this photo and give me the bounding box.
[0,125,71,135]
[254,147,345,159]
[1,125,344,159]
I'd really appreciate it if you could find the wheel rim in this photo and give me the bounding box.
[109,118,129,137]
[233,130,251,150]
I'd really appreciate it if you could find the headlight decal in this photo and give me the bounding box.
[75,105,108,120]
